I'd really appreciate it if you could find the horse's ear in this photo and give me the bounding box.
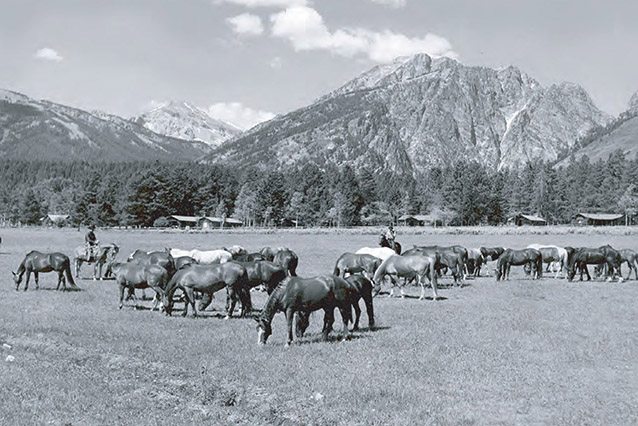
[11,271,16,276]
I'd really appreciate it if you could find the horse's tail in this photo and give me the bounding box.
[496,257,504,281]
[64,257,79,289]
[535,253,543,279]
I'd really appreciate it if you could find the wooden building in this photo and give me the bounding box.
[573,213,625,226]
[510,214,547,226]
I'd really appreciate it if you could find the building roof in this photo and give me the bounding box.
[42,214,70,222]
[575,213,624,221]
[518,214,546,222]
[398,214,437,222]
[170,215,199,223]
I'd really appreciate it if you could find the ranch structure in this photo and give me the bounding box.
[398,214,441,227]
[169,215,243,229]
[509,214,547,226]
[40,214,70,227]
[573,213,625,226]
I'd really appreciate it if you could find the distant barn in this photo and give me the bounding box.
[510,214,547,226]
[41,214,70,227]
[573,213,624,226]
[170,215,243,229]
[398,214,441,227]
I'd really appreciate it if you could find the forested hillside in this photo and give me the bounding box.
[1,152,636,228]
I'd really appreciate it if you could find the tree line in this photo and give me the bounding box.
[0,150,636,228]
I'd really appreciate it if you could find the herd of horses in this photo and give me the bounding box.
[10,236,638,346]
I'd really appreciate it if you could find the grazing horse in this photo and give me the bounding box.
[355,247,396,262]
[480,247,505,262]
[527,244,568,278]
[373,254,439,300]
[256,276,352,346]
[110,262,168,310]
[73,243,119,280]
[235,253,266,262]
[204,260,287,313]
[333,253,382,280]
[402,247,464,286]
[568,247,622,282]
[163,263,249,318]
[223,245,248,259]
[273,249,298,277]
[12,251,78,291]
[167,248,192,259]
[466,248,485,277]
[619,249,638,280]
[190,249,233,265]
[379,235,401,254]
[414,245,469,278]
[260,246,287,261]
[496,249,542,281]
[174,256,197,270]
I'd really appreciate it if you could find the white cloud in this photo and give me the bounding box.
[370,0,406,8]
[270,6,458,63]
[34,47,63,62]
[207,102,275,130]
[215,0,306,8]
[226,13,264,35]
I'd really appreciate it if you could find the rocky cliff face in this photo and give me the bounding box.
[134,101,240,148]
[0,90,212,162]
[206,54,610,173]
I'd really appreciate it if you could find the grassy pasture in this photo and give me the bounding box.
[0,227,637,425]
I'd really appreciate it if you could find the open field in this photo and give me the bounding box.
[1,227,637,425]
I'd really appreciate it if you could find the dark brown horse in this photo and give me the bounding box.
[260,246,285,261]
[110,262,168,310]
[12,251,78,291]
[619,249,638,280]
[256,276,352,346]
[332,253,382,280]
[163,263,249,318]
[235,253,266,262]
[480,247,505,262]
[273,249,298,276]
[496,249,542,280]
[567,247,622,282]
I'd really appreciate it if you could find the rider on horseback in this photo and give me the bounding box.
[85,225,99,260]
[384,223,396,250]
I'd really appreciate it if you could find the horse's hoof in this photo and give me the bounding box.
[285,342,291,348]
[224,315,230,320]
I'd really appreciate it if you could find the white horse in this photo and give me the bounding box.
[355,247,396,262]
[527,244,568,278]
[167,248,192,258]
[190,249,232,265]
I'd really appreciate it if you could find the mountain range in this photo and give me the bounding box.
[1,54,636,170]
[206,54,616,173]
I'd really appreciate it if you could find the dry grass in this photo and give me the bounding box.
[0,228,637,425]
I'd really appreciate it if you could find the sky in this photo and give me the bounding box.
[1,0,637,129]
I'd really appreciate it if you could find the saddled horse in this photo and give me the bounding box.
[273,249,298,276]
[373,254,439,300]
[496,249,542,281]
[12,251,78,291]
[256,275,352,346]
[333,253,382,280]
[355,247,396,262]
[527,244,568,278]
[379,235,401,254]
[163,263,249,318]
[73,243,119,280]
[403,247,464,286]
[110,262,168,310]
[568,247,622,282]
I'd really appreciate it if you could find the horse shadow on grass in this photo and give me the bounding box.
[291,332,370,346]
[27,287,83,292]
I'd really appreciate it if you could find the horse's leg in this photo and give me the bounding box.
[417,274,425,300]
[119,284,125,309]
[184,287,197,317]
[322,308,335,341]
[286,308,295,346]
[24,271,30,291]
[34,272,39,290]
[584,265,591,281]
[150,286,164,311]
[352,298,361,331]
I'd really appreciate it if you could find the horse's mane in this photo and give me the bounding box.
[261,276,292,321]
